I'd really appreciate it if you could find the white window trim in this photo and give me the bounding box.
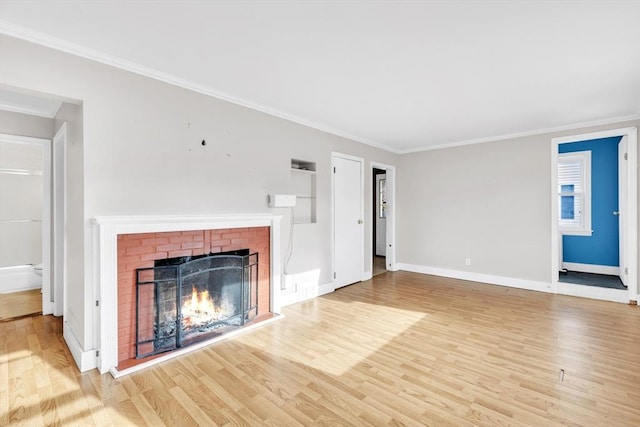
[558,150,592,236]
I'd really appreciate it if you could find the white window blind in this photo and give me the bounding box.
[558,150,591,235]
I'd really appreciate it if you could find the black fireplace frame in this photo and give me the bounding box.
[135,251,258,359]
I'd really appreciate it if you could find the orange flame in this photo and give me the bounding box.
[182,286,232,328]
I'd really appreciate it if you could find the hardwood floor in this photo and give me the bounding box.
[0,289,42,322]
[2,271,639,426]
[372,256,386,277]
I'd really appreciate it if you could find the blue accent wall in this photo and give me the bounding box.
[559,136,621,267]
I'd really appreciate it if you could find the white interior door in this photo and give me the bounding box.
[618,135,627,287]
[41,138,52,315]
[52,124,66,315]
[333,155,363,288]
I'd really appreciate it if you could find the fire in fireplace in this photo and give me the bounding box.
[135,250,258,358]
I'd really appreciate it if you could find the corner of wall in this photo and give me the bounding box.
[63,320,97,372]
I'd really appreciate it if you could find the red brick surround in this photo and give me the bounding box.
[117,227,270,365]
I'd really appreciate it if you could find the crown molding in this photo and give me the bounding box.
[399,114,640,154]
[0,20,400,154]
[1,21,637,157]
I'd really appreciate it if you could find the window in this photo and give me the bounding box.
[558,150,591,235]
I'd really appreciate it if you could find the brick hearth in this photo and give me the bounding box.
[117,227,270,365]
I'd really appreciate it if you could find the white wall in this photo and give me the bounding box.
[0,35,399,357]
[398,119,640,287]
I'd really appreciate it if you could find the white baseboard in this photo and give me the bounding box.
[362,270,372,281]
[397,263,632,304]
[278,291,300,308]
[63,321,96,372]
[562,262,619,275]
[397,263,553,294]
[557,283,629,303]
[317,282,335,296]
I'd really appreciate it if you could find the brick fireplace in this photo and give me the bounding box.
[94,215,283,376]
[117,227,270,367]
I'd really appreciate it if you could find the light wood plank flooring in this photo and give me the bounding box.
[2,271,639,426]
[372,256,386,277]
[0,289,42,322]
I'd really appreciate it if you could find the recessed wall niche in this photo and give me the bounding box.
[290,159,317,224]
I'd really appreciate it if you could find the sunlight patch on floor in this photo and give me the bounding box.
[243,299,429,376]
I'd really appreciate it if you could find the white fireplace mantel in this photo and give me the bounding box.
[92,214,282,375]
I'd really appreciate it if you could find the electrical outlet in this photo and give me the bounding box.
[465,258,471,266]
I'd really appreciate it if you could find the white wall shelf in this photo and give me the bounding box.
[291,159,317,224]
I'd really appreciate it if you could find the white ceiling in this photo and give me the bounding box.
[1,1,639,153]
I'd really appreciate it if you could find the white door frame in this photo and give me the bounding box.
[0,133,52,312]
[618,137,628,287]
[550,126,638,302]
[331,152,365,287]
[52,124,67,316]
[370,161,397,273]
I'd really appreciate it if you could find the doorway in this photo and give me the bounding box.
[551,127,638,303]
[0,88,69,319]
[372,167,387,276]
[0,133,50,319]
[371,161,396,278]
